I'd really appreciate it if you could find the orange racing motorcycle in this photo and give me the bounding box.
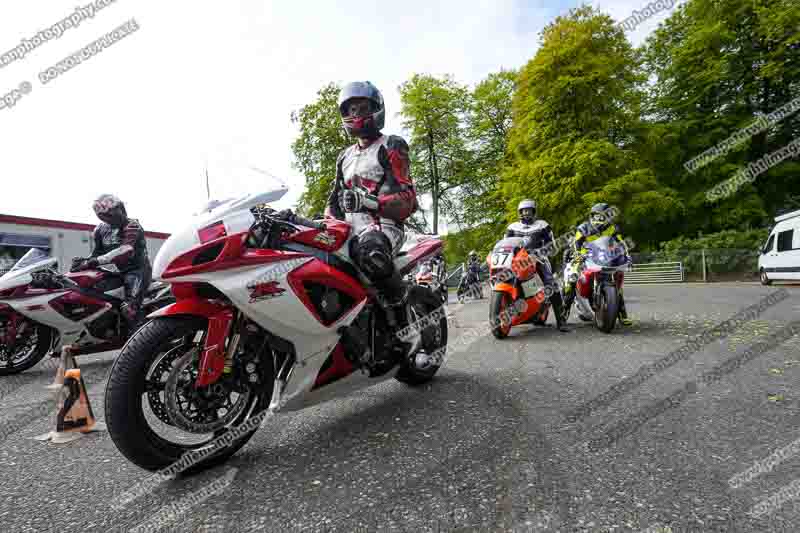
[486,236,553,339]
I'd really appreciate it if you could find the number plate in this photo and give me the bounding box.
[521,277,541,296]
[491,252,512,268]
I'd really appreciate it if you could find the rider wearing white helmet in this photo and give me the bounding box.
[504,199,569,332]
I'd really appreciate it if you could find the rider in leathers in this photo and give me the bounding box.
[563,202,632,325]
[71,194,152,329]
[324,81,418,321]
[325,81,417,304]
[505,199,569,332]
[464,251,482,294]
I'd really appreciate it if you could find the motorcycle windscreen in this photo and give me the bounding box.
[194,159,291,221]
[585,236,628,267]
[0,248,57,281]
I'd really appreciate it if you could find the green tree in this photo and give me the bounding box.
[461,69,517,229]
[290,83,350,216]
[501,5,683,249]
[399,74,472,233]
[643,0,800,233]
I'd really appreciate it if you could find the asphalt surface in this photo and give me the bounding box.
[1,283,799,532]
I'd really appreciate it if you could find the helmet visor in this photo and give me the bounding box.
[591,213,607,225]
[343,98,374,118]
[520,208,535,219]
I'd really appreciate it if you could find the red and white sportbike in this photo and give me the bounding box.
[104,171,447,471]
[0,248,174,375]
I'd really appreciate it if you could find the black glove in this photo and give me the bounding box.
[340,189,363,213]
[74,258,99,271]
[275,209,294,221]
[70,257,87,272]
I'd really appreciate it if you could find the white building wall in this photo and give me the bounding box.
[0,220,167,274]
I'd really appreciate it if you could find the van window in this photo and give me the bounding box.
[777,230,794,252]
[763,234,775,254]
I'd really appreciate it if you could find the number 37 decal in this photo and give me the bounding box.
[491,252,512,267]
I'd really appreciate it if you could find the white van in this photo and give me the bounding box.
[759,209,800,284]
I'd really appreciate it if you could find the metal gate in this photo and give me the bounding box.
[624,261,684,284]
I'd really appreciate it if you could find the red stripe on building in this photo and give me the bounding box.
[0,214,170,239]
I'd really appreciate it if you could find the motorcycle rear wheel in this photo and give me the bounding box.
[396,292,447,386]
[105,316,273,473]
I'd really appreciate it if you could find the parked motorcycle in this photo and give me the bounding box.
[0,248,175,375]
[487,237,553,338]
[456,262,483,303]
[104,169,448,472]
[562,235,630,333]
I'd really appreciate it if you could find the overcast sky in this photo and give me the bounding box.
[0,0,679,234]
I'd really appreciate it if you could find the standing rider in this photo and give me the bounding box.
[563,202,632,326]
[505,199,569,332]
[467,250,482,287]
[71,194,152,330]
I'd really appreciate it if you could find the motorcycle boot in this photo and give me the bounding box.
[549,290,571,332]
[618,291,633,326]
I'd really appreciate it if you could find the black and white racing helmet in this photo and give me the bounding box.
[338,81,385,139]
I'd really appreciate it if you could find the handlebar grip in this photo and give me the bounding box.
[290,214,326,231]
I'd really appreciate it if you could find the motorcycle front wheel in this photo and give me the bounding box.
[0,320,52,376]
[104,316,273,472]
[595,285,619,333]
[490,291,513,339]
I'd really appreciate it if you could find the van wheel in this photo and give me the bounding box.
[760,269,772,286]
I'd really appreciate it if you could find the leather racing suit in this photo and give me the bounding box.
[88,219,152,324]
[325,133,418,304]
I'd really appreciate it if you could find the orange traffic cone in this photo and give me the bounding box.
[34,367,104,444]
[44,346,77,391]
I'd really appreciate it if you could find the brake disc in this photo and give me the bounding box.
[164,349,251,434]
[146,343,195,426]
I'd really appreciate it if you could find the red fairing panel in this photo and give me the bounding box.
[311,341,355,390]
[285,219,351,253]
[65,270,106,288]
[577,272,594,299]
[286,258,367,326]
[398,239,444,276]
[50,292,108,321]
[149,296,236,387]
[162,232,309,280]
[196,307,234,387]
[147,298,232,319]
